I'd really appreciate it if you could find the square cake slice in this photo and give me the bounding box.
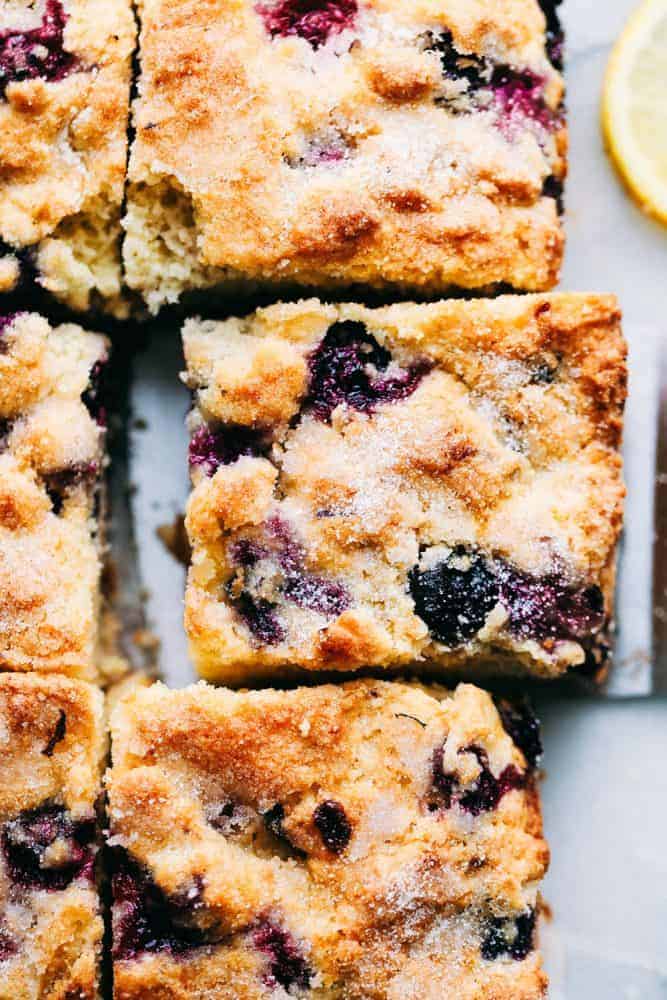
[124,0,566,312]
[107,679,549,999]
[0,312,109,682]
[0,673,106,1000]
[0,0,135,315]
[182,294,626,685]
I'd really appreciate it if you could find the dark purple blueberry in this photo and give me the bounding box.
[538,0,564,70]
[0,1,81,97]
[481,908,536,961]
[0,922,18,962]
[428,31,488,88]
[283,573,350,616]
[81,357,109,427]
[427,32,558,132]
[43,462,98,515]
[0,420,11,451]
[542,174,565,214]
[189,423,267,477]
[231,592,286,646]
[229,516,349,642]
[490,67,556,131]
[265,514,304,575]
[498,568,605,644]
[307,321,430,422]
[229,538,270,568]
[313,800,351,854]
[2,803,95,891]
[429,745,524,817]
[253,917,312,992]
[409,551,500,646]
[411,548,605,649]
[263,803,287,841]
[42,709,67,758]
[0,313,19,339]
[111,848,211,961]
[255,0,357,49]
[496,699,542,770]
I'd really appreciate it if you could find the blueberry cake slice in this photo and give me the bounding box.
[0,312,108,682]
[182,294,626,685]
[0,0,135,315]
[0,673,105,999]
[107,679,549,999]
[124,0,566,312]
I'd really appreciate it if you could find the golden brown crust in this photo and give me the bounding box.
[124,0,566,311]
[0,312,108,683]
[108,679,548,999]
[0,673,105,1000]
[182,294,626,685]
[0,0,135,314]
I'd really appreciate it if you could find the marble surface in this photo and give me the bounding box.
[129,2,667,995]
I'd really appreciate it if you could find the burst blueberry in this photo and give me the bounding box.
[410,548,605,649]
[189,423,268,477]
[430,745,524,817]
[307,321,430,422]
[229,517,350,643]
[481,908,537,961]
[256,0,357,49]
[0,0,80,97]
[2,803,95,891]
[253,917,312,991]
[428,31,558,132]
[231,591,286,646]
[538,0,564,69]
[409,551,500,646]
[313,800,352,853]
[111,848,210,960]
[43,462,98,515]
[496,699,542,769]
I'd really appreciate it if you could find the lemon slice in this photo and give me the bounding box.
[602,0,667,224]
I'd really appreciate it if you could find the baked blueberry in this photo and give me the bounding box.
[431,744,524,816]
[481,908,537,961]
[253,917,312,991]
[255,0,357,49]
[411,548,605,650]
[2,803,95,891]
[189,424,268,477]
[307,322,430,422]
[312,800,352,853]
[43,462,99,515]
[409,551,500,646]
[111,849,211,960]
[496,699,543,769]
[228,516,349,643]
[0,0,80,96]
